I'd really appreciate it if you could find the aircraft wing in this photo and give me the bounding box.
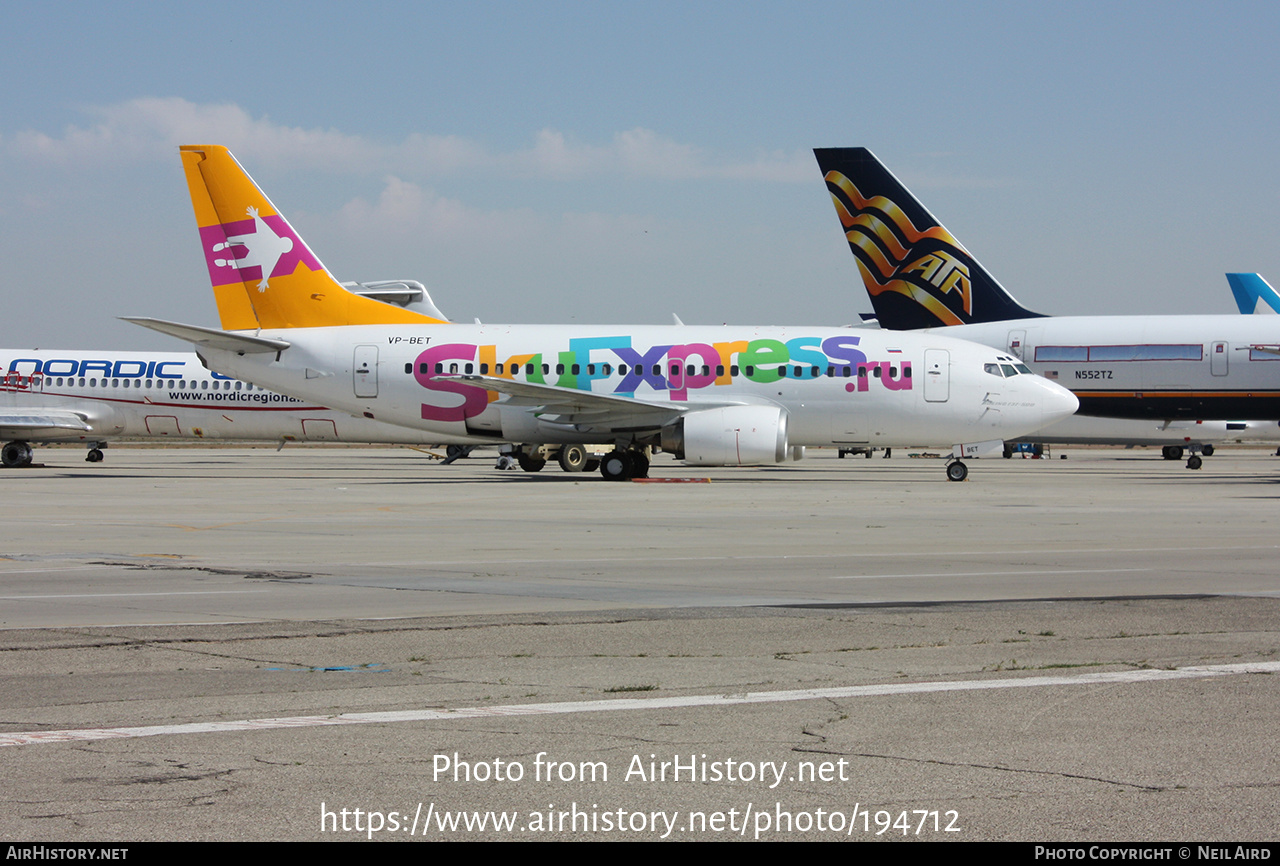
[0,411,91,439]
[436,374,737,428]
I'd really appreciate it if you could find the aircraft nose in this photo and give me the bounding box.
[1039,378,1079,425]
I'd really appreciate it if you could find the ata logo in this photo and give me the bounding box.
[901,252,971,316]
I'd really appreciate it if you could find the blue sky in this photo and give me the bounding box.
[3,1,1280,348]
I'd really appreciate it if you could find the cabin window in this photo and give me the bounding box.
[744,365,755,376]
[1088,344,1202,362]
[572,364,581,375]
[1034,346,1088,362]
[602,363,612,376]
[730,365,739,376]
[1036,344,1203,363]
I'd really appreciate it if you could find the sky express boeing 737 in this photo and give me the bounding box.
[126,145,1077,482]
[814,148,1280,428]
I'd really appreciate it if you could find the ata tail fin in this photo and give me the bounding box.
[179,145,448,330]
[1226,273,1280,314]
[813,147,1043,329]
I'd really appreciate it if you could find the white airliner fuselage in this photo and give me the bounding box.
[183,322,1078,468]
[929,316,1280,421]
[0,350,452,465]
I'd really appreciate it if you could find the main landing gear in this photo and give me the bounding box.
[600,448,650,481]
[1162,444,1208,469]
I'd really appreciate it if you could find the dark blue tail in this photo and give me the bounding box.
[814,147,1043,329]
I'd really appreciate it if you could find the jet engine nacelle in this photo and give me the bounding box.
[663,405,789,466]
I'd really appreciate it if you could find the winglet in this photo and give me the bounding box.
[1227,273,1280,315]
[179,145,449,330]
[813,147,1044,329]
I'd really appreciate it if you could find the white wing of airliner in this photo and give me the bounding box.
[437,374,743,427]
[0,411,91,439]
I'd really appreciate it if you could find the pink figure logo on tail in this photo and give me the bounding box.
[199,208,322,291]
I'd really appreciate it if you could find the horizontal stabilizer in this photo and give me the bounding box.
[120,317,290,353]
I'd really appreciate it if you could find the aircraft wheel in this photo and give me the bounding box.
[864,450,873,459]
[1202,444,1215,457]
[1186,455,1203,470]
[86,449,104,463]
[1162,446,1183,461]
[2,441,33,467]
[600,450,633,481]
[1003,445,1013,459]
[517,453,546,472]
[557,444,589,472]
[446,444,469,460]
[945,461,968,482]
[630,450,650,479]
